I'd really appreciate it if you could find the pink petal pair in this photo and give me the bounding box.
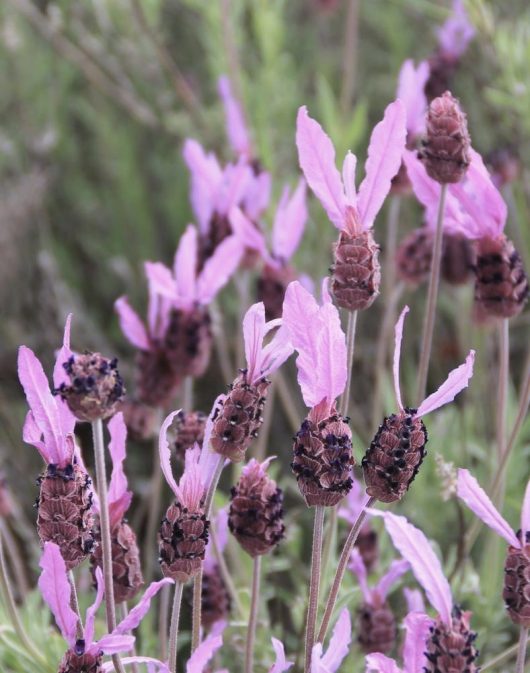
[365,611,432,673]
[349,549,410,606]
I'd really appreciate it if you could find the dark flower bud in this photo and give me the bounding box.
[503,535,530,627]
[424,606,479,673]
[419,91,470,184]
[55,352,125,422]
[158,502,209,583]
[58,650,102,673]
[362,409,428,504]
[331,230,381,311]
[357,601,396,655]
[257,263,297,321]
[425,51,459,102]
[441,233,475,286]
[174,410,207,463]
[119,398,158,441]
[355,525,379,573]
[164,307,213,380]
[202,564,231,629]
[228,459,285,557]
[396,227,434,287]
[135,347,182,409]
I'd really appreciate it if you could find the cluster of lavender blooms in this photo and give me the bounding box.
[11,2,530,672]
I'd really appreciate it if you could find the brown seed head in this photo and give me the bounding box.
[355,524,379,573]
[441,233,475,286]
[357,600,396,655]
[396,227,434,287]
[331,230,381,311]
[257,263,297,320]
[174,410,207,463]
[135,347,182,408]
[202,564,231,629]
[424,607,479,673]
[55,353,125,422]
[419,91,470,184]
[119,398,158,441]
[503,537,530,627]
[58,647,102,673]
[425,51,459,102]
[362,409,428,504]
[165,307,213,380]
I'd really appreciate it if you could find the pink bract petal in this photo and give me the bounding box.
[436,0,475,60]
[402,612,432,673]
[114,578,173,635]
[216,161,252,216]
[144,262,177,300]
[115,298,150,351]
[375,559,410,601]
[456,469,519,548]
[338,480,370,525]
[342,151,358,205]
[393,306,409,411]
[103,658,170,673]
[38,542,77,648]
[315,301,347,408]
[23,411,52,464]
[396,60,429,138]
[269,638,293,673]
[107,413,132,528]
[296,106,347,230]
[174,225,198,309]
[196,234,244,305]
[259,324,294,382]
[312,608,351,673]
[218,75,251,157]
[229,207,269,261]
[198,394,226,492]
[415,350,475,418]
[403,588,425,615]
[53,314,74,389]
[175,445,205,512]
[357,100,407,230]
[522,479,530,543]
[243,170,272,221]
[95,634,135,655]
[85,566,104,646]
[272,179,308,262]
[159,410,181,498]
[182,139,222,234]
[378,511,453,626]
[243,302,267,383]
[186,633,223,673]
[204,507,229,572]
[365,654,401,673]
[348,548,371,603]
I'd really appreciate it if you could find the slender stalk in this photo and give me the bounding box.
[245,556,262,673]
[159,582,170,661]
[92,419,126,673]
[191,572,202,652]
[143,409,164,583]
[416,183,447,404]
[68,570,83,639]
[168,581,184,673]
[480,642,519,671]
[0,528,47,666]
[304,506,325,673]
[210,524,244,617]
[496,319,510,459]
[210,301,235,383]
[183,376,194,412]
[0,521,29,599]
[516,627,528,673]
[339,310,358,418]
[317,498,374,643]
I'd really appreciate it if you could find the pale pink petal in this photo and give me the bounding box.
[375,559,410,600]
[103,658,170,673]
[365,654,401,673]
[244,171,272,221]
[95,634,135,655]
[403,588,425,614]
[317,608,351,673]
[357,100,407,229]
[198,394,226,491]
[114,578,173,634]
[295,106,347,230]
[107,413,132,527]
[436,0,475,59]
[393,306,409,412]
[320,277,331,304]
[272,179,308,261]
[396,60,429,138]
[85,566,104,646]
[115,298,150,351]
[378,511,453,625]
[144,262,177,300]
[197,234,244,305]
[338,481,370,525]
[218,75,251,157]
[173,225,198,309]
[216,161,252,216]
[182,139,222,233]
[159,410,181,497]
[53,314,73,389]
[243,302,267,383]
[259,325,294,382]
[175,447,205,512]
[348,549,371,603]
[38,542,77,648]
[186,633,223,673]
[23,411,52,464]
[342,151,358,205]
[315,301,347,408]
[270,638,293,673]
[402,612,432,673]
[456,469,519,547]
[228,207,269,261]
[522,479,530,542]
[415,351,475,418]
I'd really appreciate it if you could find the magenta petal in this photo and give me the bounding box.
[114,578,173,635]
[396,60,429,138]
[107,413,132,527]
[295,106,347,230]
[159,410,181,498]
[186,633,223,673]
[259,324,294,382]
[96,634,135,655]
[144,262,177,300]
[175,446,205,512]
[115,298,150,351]
[38,542,78,648]
[342,152,358,205]
[174,225,198,309]
[228,207,269,260]
[218,75,251,157]
[375,559,410,601]
[357,99,407,229]
[403,588,425,615]
[316,301,347,407]
[365,654,401,673]
[53,314,73,389]
[402,611,432,673]
[436,0,475,60]
[415,351,475,418]
[456,469,520,548]
[272,179,308,261]
[270,638,293,673]
[103,658,170,673]
[243,302,267,383]
[314,608,351,673]
[244,171,272,221]
[216,161,252,216]
[393,306,409,412]
[196,234,244,305]
[23,411,51,464]
[182,139,222,233]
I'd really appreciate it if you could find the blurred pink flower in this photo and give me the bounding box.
[349,549,410,606]
[396,60,430,141]
[436,0,475,61]
[365,611,432,673]
[311,608,351,673]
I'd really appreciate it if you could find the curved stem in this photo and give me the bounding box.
[191,571,203,653]
[416,183,447,405]
[339,310,358,418]
[168,581,184,673]
[245,555,262,673]
[317,498,374,643]
[304,506,325,673]
[92,419,126,673]
[515,626,528,673]
[68,570,83,639]
[480,642,519,671]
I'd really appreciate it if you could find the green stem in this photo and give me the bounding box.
[516,627,528,673]
[339,310,358,418]
[416,183,447,405]
[168,581,184,673]
[480,642,519,671]
[304,506,325,673]
[191,571,202,653]
[244,555,262,673]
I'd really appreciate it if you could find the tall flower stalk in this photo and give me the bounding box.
[305,505,325,673]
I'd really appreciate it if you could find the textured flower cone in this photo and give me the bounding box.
[119,398,158,441]
[91,521,143,603]
[37,463,95,570]
[158,501,209,583]
[58,648,102,673]
[419,91,470,184]
[228,466,285,557]
[357,601,396,655]
[165,307,213,379]
[210,371,270,463]
[331,230,381,311]
[425,51,458,101]
[292,409,354,507]
[441,233,476,286]
[198,213,232,269]
[135,347,182,409]
[396,227,434,286]
[55,353,125,422]
[424,607,479,673]
[503,540,530,627]
[174,410,207,463]
[362,409,428,504]
[355,524,379,573]
[202,563,232,629]
[257,263,298,321]
[474,235,529,319]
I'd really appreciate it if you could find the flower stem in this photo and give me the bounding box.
[0,527,47,666]
[191,571,202,653]
[68,570,83,639]
[480,641,519,671]
[496,319,509,460]
[416,183,447,405]
[168,581,184,673]
[339,310,358,418]
[304,506,325,673]
[159,582,171,662]
[92,419,126,673]
[317,498,374,643]
[245,555,262,673]
[515,626,528,673]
